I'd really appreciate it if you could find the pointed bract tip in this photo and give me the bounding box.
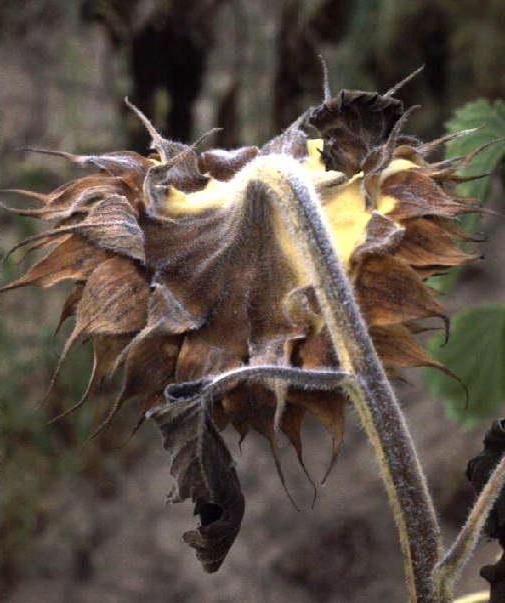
[16,147,76,161]
[318,53,332,102]
[384,65,425,98]
[125,96,169,161]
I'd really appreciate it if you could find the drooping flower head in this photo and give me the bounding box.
[2,77,481,571]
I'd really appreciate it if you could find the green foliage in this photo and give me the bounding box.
[425,100,505,427]
[445,99,505,202]
[429,99,505,293]
[426,305,505,428]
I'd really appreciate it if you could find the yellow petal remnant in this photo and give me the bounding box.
[323,175,371,265]
[304,137,325,171]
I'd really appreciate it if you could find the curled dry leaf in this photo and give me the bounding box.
[146,365,351,570]
[2,76,482,570]
[467,420,505,541]
[147,395,245,574]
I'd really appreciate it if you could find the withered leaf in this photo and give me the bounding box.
[1,235,110,291]
[24,147,153,181]
[148,139,209,193]
[119,335,180,402]
[103,281,202,398]
[176,336,243,383]
[47,334,131,424]
[54,283,84,333]
[199,146,259,180]
[351,212,405,265]
[148,396,245,573]
[370,324,448,371]
[77,194,145,261]
[261,125,308,159]
[145,282,204,335]
[395,218,476,268]
[309,90,404,176]
[0,175,131,221]
[72,256,149,340]
[168,365,352,490]
[354,254,447,329]
[382,169,475,220]
[47,266,143,403]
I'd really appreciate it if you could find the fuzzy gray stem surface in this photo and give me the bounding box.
[251,155,442,602]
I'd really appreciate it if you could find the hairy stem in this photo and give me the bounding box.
[248,155,442,602]
[434,453,505,600]
[160,365,354,405]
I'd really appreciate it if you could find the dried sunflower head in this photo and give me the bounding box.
[2,79,480,571]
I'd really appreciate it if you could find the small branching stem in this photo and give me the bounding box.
[434,453,505,600]
[160,365,354,406]
[247,155,442,602]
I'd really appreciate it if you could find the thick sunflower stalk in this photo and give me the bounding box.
[1,73,497,602]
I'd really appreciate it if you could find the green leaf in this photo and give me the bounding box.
[429,99,505,293]
[425,305,505,427]
[445,99,505,202]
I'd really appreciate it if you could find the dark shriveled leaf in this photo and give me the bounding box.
[309,90,404,176]
[164,365,352,489]
[147,397,245,573]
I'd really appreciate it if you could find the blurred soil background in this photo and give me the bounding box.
[1,1,505,601]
